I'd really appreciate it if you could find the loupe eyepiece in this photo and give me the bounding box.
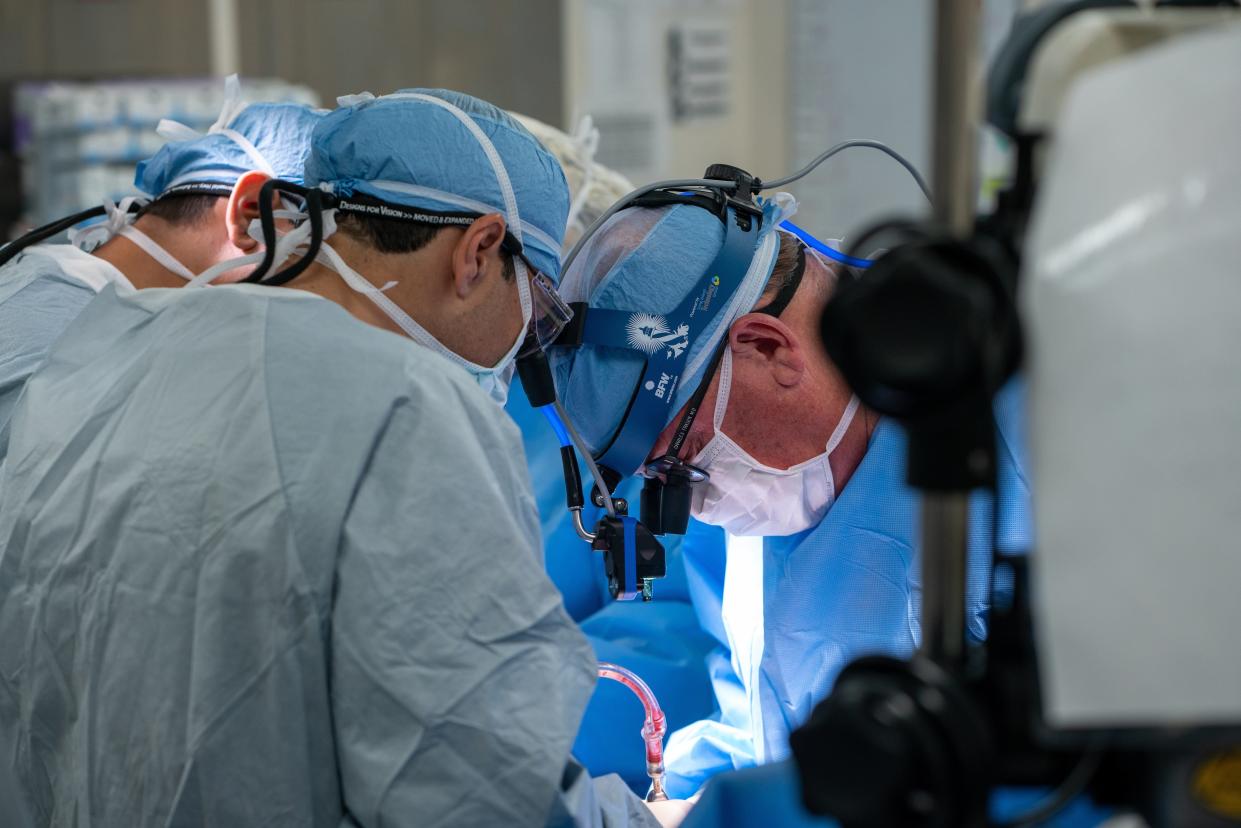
[643,455,708,482]
[640,457,707,536]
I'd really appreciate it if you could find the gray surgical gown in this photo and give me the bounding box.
[0,283,656,827]
[0,245,131,442]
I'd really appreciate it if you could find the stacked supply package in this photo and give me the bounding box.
[10,78,318,234]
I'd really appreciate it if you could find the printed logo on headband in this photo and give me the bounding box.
[336,199,477,227]
[159,182,236,198]
[627,313,690,360]
[701,273,723,313]
[643,372,677,400]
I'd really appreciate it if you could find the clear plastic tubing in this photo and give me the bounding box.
[597,662,668,802]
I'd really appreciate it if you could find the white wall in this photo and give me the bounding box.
[784,0,1023,244]
[562,0,789,188]
[784,0,934,244]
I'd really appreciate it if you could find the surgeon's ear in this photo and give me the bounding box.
[226,171,273,253]
[451,213,508,300]
[729,313,805,389]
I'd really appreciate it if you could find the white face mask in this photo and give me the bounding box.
[689,347,860,537]
[316,90,544,406]
[309,209,533,406]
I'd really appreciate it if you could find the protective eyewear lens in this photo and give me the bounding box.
[519,269,574,357]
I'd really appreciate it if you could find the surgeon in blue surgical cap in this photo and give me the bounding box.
[0,89,678,826]
[552,200,1031,801]
[0,75,322,440]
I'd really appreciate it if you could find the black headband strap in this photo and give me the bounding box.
[754,240,805,319]
[329,192,523,255]
[154,182,235,200]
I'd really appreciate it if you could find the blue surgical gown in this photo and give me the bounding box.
[506,381,718,793]
[664,381,1032,797]
[0,284,658,827]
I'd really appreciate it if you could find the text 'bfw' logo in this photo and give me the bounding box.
[627,313,690,359]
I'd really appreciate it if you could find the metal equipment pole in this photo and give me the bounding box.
[920,0,981,668]
[208,0,241,78]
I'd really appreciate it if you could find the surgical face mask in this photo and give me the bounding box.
[311,213,535,406]
[689,347,860,537]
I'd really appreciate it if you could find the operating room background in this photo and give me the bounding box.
[0,0,1028,243]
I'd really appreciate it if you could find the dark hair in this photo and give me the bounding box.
[335,213,516,281]
[335,213,442,255]
[137,194,223,227]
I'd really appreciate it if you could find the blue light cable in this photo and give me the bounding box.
[779,220,876,269]
[540,404,573,448]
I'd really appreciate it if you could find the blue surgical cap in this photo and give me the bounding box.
[135,101,324,197]
[306,89,570,281]
[552,198,793,463]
